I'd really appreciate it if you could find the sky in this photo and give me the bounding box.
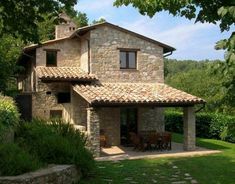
[75,0,233,61]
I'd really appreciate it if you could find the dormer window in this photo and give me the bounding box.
[45,49,58,67]
[119,49,138,69]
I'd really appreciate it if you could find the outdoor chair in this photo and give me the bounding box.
[100,129,109,148]
[129,132,145,151]
[161,132,172,150]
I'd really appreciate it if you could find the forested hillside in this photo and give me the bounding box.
[164,59,234,115]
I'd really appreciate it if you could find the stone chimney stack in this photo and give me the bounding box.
[55,13,77,39]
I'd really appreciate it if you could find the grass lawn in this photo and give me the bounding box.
[80,133,235,184]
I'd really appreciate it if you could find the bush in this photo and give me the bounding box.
[15,119,95,177]
[165,111,235,142]
[0,95,20,128]
[220,121,235,143]
[0,143,42,176]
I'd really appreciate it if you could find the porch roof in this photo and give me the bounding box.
[35,66,97,81]
[73,83,205,106]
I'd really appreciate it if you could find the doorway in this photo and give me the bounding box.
[120,107,138,146]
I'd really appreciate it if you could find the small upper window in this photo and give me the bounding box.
[57,92,71,103]
[120,51,137,69]
[46,51,57,67]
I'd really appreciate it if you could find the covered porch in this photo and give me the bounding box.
[73,83,205,157]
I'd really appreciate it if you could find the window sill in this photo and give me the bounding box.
[120,69,139,72]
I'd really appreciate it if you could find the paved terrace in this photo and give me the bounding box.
[96,142,221,161]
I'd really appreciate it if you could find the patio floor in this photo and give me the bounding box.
[96,142,221,161]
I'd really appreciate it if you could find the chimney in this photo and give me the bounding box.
[55,13,77,39]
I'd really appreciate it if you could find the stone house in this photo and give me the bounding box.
[17,15,205,156]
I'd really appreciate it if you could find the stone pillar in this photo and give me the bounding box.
[87,107,100,157]
[183,106,196,151]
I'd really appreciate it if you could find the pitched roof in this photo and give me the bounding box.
[70,22,175,53]
[24,22,175,53]
[35,67,97,81]
[73,83,205,106]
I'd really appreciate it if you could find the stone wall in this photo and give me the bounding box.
[71,90,88,127]
[32,81,72,121]
[87,107,100,157]
[90,25,164,83]
[99,107,120,146]
[138,107,165,132]
[36,38,81,67]
[0,165,80,184]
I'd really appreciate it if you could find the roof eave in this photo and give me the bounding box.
[39,77,97,82]
[90,100,206,107]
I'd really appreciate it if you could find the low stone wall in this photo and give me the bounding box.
[0,165,80,184]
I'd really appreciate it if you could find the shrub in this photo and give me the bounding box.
[15,119,95,177]
[165,111,183,134]
[0,95,20,128]
[165,111,235,142]
[220,121,235,143]
[0,143,42,176]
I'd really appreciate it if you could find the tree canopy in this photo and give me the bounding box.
[164,59,234,115]
[0,0,78,43]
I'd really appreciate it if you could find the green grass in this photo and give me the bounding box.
[80,133,235,184]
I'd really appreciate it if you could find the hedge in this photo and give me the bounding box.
[165,111,235,143]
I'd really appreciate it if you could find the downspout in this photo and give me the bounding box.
[195,103,206,113]
[87,39,90,74]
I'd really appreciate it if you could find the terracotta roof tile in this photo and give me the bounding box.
[36,67,97,81]
[73,83,205,105]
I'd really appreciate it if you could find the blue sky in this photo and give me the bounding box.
[75,0,233,61]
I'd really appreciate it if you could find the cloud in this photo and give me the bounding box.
[156,23,214,47]
[75,0,113,12]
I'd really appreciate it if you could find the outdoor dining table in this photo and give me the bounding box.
[139,131,172,151]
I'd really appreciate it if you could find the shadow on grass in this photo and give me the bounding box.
[172,154,235,184]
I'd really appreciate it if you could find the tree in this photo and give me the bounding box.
[74,12,89,27]
[61,7,89,27]
[114,0,235,105]
[0,0,78,43]
[92,18,106,24]
[37,10,89,42]
[0,35,23,92]
[164,59,234,114]
[37,14,56,42]
[0,0,78,93]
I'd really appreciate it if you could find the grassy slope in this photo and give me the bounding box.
[172,133,235,184]
[81,134,235,184]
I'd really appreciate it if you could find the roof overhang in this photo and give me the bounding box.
[73,83,205,107]
[36,66,98,81]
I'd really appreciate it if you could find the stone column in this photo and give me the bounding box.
[183,106,196,151]
[87,107,100,157]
